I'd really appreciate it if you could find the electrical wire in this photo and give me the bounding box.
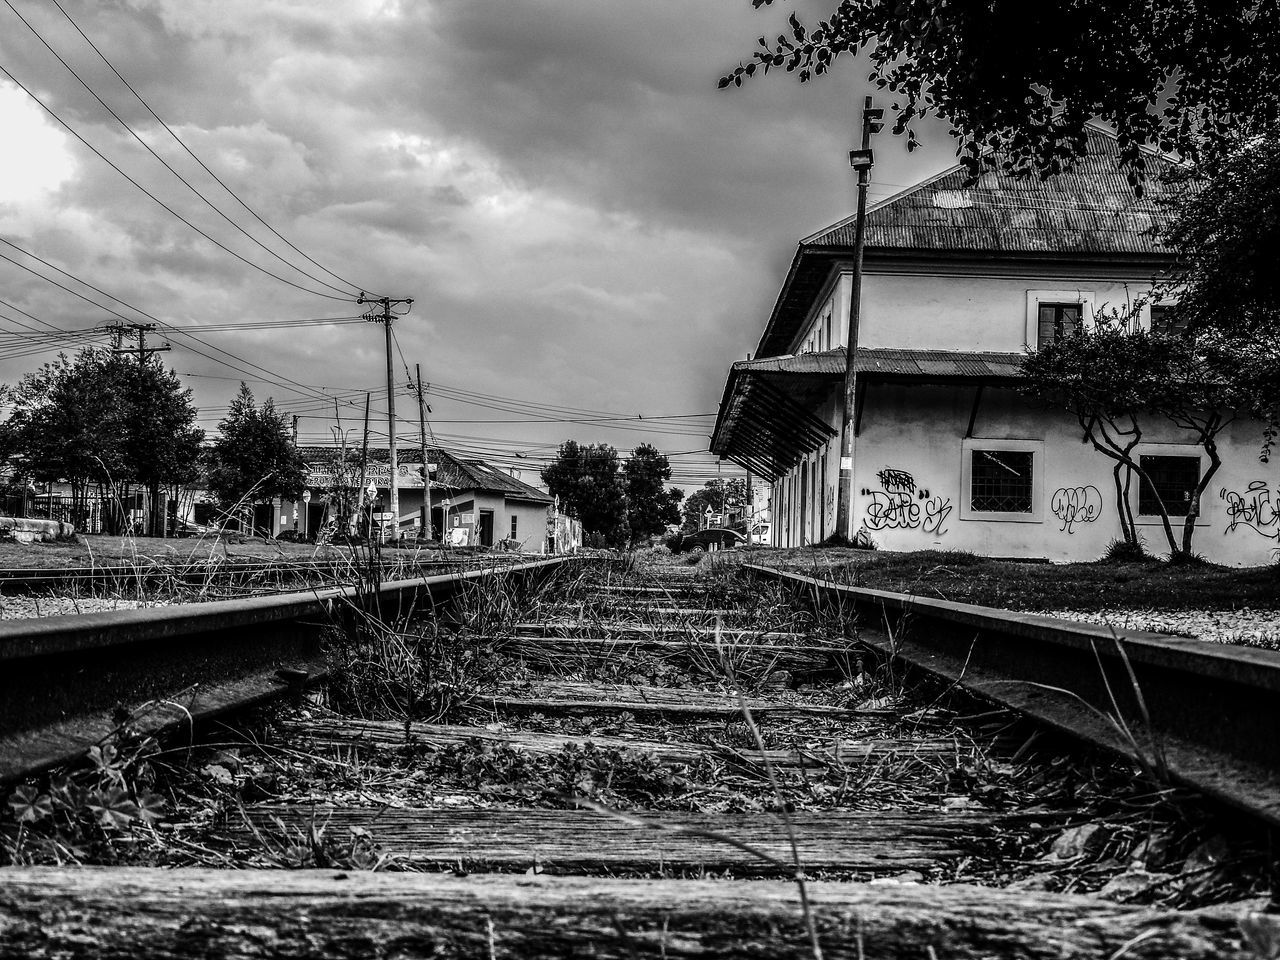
[0,58,355,302]
[3,0,363,299]
[50,0,374,296]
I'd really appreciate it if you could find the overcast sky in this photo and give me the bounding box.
[0,0,958,490]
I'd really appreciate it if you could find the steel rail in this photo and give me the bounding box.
[0,555,526,592]
[0,555,586,784]
[746,564,1280,829]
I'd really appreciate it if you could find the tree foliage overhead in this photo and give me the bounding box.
[1157,136,1280,445]
[205,383,308,511]
[541,440,630,547]
[721,0,1280,190]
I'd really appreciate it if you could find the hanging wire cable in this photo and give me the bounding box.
[0,59,355,302]
[2,0,364,299]
[51,0,374,296]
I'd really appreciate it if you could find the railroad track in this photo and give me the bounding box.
[0,553,530,594]
[747,564,1280,830]
[0,555,578,783]
[0,557,1273,957]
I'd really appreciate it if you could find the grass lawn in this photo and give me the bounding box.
[742,546,1280,612]
[0,534,446,569]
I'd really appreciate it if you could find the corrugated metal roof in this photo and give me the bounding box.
[298,445,552,503]
[711,348,1027,473]
[732,351,845,376]
[806,126,1177,256]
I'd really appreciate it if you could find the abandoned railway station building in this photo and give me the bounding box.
[711,126,1280,565]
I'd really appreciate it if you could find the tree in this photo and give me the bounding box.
[205,384,308,526]
[624,444,685,544]
[122,361,205,536]
[541,440,630,547]
[1021,321,1242,559]
[681,478,747,534]
[1156,136,1280,450]
[721,1,1280,191]
[0,349,204,535]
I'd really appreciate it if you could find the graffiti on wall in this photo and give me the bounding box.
[1220,481,1280,541]
[1049,485,1103,534]
[862,467,953,536]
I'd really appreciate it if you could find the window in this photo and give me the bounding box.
[1138,455,1200,517]
[1150,304,1190,338]
[510,515,518,539]
[1037,303,1082,347]
[971,450,1034,513]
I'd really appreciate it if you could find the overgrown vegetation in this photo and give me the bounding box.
[3,551,1272,912]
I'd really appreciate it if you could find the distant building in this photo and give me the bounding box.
[290,445,555,550]
[711,125,1279,565]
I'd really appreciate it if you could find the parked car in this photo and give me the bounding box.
[675,528,747,553]
[750,522,772,545]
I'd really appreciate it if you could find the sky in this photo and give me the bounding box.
[0,0,959,492]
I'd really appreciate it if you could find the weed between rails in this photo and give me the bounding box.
[325,561,596,723]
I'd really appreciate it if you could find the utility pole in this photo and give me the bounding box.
[415,363,432,541]
[359,294,414,543]
[834,96,883,542]
[109,321,172,538]
[108,322,171,366]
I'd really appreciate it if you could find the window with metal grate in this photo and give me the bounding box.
[1138,455,1200,517]
[971,450,1034,513]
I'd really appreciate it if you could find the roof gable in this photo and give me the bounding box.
[298,445,551,503]
[806,125,1179,256]
[751,125,1181,359]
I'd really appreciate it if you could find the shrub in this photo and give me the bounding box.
[1102,538,1149,563]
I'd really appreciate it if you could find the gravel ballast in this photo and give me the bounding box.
[1044,608,1280,649]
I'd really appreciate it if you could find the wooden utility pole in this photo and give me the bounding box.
[415,363,432,541]
[108,322,171,366]
[109,322,172,538]
[834,97,883,541]
[359,294,413,543]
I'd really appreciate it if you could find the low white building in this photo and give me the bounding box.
[711,126,1280,565]
[289,446,555,551]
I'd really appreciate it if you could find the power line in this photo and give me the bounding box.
[2,0,362,299]
[0,57,355,302]
[47,0,374,298]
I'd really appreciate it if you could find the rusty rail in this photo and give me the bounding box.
[0,555,586,783]
[746,564,1280,829]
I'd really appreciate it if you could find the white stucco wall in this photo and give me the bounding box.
[859,273,1155,352]
[773,383,1280,566]
[787,267,1164,355]
[507,499,551,553]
